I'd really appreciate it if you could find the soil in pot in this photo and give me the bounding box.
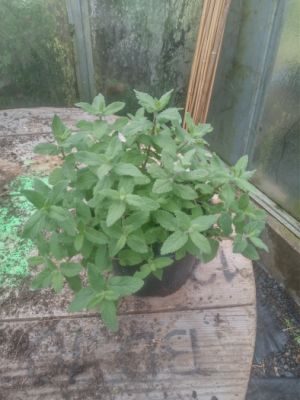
[114,254,198,297]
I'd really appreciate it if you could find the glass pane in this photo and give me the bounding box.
[251,0,300,220]
[0,0,78,109]
[89,0,203,114]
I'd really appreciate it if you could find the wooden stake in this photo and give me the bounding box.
[184,0,232,124]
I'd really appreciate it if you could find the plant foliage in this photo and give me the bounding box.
[24,90,267,331]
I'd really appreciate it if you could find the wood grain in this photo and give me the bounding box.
[0,306,255,400]
[0,108,115,136]
[185,0,232,124]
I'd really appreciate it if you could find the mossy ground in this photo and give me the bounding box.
[0,176,37,287]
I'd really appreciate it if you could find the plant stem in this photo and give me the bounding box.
[142,112,157,169]
[177,140,189,152]
[142,146,151,169]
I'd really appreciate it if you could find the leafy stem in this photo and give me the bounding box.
[142,112,158,169]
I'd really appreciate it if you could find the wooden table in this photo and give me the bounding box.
[0,108,256,400]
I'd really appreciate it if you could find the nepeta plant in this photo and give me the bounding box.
[23,90,267,330]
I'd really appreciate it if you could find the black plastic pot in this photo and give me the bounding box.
[114,254,198,297]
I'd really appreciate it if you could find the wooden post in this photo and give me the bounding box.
[185,0,232,124]
[66,0,96,101]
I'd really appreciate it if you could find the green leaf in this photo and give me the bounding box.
[69,287,96,312]
[49,233,65,259]
[60,262,82,277]
[48,167,65,184]
[196,183,214,195]
[23,210,45,238]
[235,178,256,193]
[62,218,77,237]
[220,185,235,207]
[75,101,98,115]
[202,239,219,263]
[174,184,198,200]
[249,237,269,252]
[189,231,211,254]
[65,275,82,292]
[107,201,126,227]
[161,231,188,255]
[244,220,265,236]
[76,120,94,131]
[99,300,118,332]
[109,235,127,256]
[85,228,108,244]
[87,263,106,291]
[154,210,177,231]
[134,90,157,113]
[33,179,50,197]
[117,176,134,193]
[105,136,122,160]
[233,235,248,253]
[75,200,92,220]
[157,89,174,110]
[92,93,105,112]
[147,164,168,179]
[134,264,152,279]
[239,193,250,210]
[114,163,144,177]
[152,132,176,155]
[49,180,68,205]
[127,234,148,253]
[161,150,175,172]
[52,270,64,293]
[119,249,144,266]
[112,116,129,131]
[186,169,209,181]
[175,211,191,230]
[75,151,102,166]
[233,213,245,234]
[192,215,218,232]
[219,213,232,236]
[234,155,248,175]
[152,269,164,280]
[152,178,173,194]
[103,101,125,115]
[95,245,112,271]
[175,247,186,261]
[126,194,159,211]
[22,190,45,209]
[157,108,182,124]
[108,276,144,296]
[152,257,173,269]
[124,211,149,230]
[97,163,113,180]
[49,206,71,222]
[31,265,55,289]
[242,243,260,260]
[27,256,44,267]
[123,117,152,136]
[144,227,165,244]
[181,149,196,166]
[34,143,59,155]
[52,115,69,142]
[93,121,110,139]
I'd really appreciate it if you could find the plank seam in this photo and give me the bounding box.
[0,301,255,323]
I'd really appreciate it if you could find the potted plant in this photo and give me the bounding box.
[23,90,267,331]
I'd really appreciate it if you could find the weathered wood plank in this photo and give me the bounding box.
[0,306,255,400]
[0,108,115,136]
[0,241,255,321]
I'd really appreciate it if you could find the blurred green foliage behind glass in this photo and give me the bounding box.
[0,0,78,109]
